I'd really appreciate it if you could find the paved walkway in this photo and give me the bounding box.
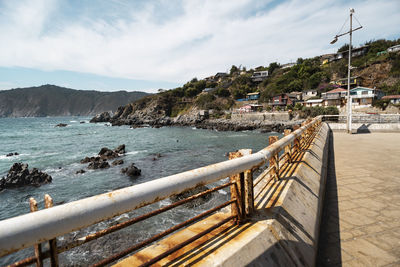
[317,132,400,266]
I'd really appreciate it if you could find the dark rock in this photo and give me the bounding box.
[88,160,110,170]
[14,152,19,156]
[76,169,86,174]
[6,153,14,157]
[0,163,52,189]
[98,147,118,160]
[80,121,85,124]
[121,163,141,177]
[114,144,126,154]
[170,186,213,208]
[90,112,111,123]
[80,157,92,163]
[55,123,67,127]
[112,159,124,166]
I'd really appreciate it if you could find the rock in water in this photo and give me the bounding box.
[112,159,124,166]
[55,123,67,127]
[170,186,212,208]
[114,144,126,154]
[90,112,111,123]
[88,160,110,170]
[121,163,141,177]
[76,169,86,174]
[0,163,52,190]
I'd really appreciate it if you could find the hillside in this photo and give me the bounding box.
[96,38,400,128]
[0,85,149,117]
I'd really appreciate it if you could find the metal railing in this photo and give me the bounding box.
[0,116,323,267]
[322,114,400,123]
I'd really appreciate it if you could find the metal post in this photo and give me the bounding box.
[347,9,353,134]
[29,198,43,267]
[44,194,59,267]
[239,149,254,216]
[284,129,292,163]
[229,149,253,220]
[228,151,244,223]
[268,136,280,181]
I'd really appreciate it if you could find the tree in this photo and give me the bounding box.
[230,65,239,75]
[268,62,280,75]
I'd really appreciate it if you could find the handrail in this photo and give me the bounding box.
[0,116,322,260]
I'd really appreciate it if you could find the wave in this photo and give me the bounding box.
[70,120,78,123]
[125,150,147,156]
[0,153,29,160]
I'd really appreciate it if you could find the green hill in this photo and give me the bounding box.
[0,84,149,117]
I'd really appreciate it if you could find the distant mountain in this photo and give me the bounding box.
[0,84,150,117]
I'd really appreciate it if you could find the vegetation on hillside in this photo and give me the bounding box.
[131,38,400,117]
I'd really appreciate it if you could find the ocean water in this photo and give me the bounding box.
[0,117,279,265]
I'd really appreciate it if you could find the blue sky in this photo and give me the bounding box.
[0,0,399,92]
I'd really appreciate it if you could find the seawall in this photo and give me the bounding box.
[231,112,291,122]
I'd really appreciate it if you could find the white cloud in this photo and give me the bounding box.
[0,0,399,84]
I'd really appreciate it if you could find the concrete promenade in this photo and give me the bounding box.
[317,132,400,266]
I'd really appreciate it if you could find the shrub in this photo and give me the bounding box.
[195,94,216,109]
[372,99,390,110]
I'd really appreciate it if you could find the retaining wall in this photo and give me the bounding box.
[231,112,290,122]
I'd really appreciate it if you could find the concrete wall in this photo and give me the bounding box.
[232,112,290,122]
[210,122,330,266]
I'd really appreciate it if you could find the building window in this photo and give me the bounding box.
[361,91,368,95]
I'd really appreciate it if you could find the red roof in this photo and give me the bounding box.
[326,88,347,93]
[382,95,400,99]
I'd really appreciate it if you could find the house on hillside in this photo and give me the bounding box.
[246,92,260,100]
[322,88,347,108]
[302,89,318,101]
[350,87,384,107]
[271,93,298,109]
[214,72,228,81]
[336,45,369,59]
[281,62,296,69]
[382,95,400,104]
[387,44,400,53]
[331,76,362,89]
[320,53,336,64]
[202,88,217,93]
[288,91,302,101]
[238,104,262,113]
[304,99,323,107]
[251,71,268,82]
[204,76,215,82]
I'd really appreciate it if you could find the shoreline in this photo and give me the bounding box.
[107,115,304,133]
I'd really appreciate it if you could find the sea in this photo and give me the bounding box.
[0,116,279,266]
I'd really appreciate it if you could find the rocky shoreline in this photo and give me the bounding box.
[90,111,303,133]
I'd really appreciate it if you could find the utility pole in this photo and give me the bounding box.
[347,9,353,134]
[331,8,362,134]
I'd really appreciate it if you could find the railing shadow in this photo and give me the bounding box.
[316,129,342,266]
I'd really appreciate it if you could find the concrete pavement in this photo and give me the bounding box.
[317,132,400,266]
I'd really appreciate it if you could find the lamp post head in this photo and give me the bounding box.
[350,8,354,13]
[330,36,338,44]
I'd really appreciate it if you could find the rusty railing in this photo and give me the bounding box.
[0,116,323,266]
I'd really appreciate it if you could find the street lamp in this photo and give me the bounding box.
[331,8,362,134]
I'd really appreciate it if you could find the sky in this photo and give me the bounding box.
[0,0,399,93]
